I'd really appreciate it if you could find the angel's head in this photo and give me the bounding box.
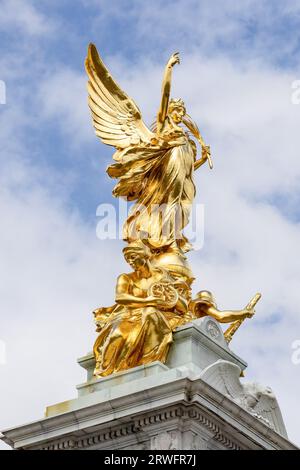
[168,98,186,124]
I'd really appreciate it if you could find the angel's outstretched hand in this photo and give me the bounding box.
[243,308,255,319]
[167,52,180,68]
[201,145,211,160]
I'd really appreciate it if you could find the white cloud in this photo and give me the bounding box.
[0,0,55,36]
[0,158,125,450]
[86,0,300,67]
[0,32,123,450]
[37,69,94,145]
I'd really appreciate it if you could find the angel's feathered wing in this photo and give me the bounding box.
[245,385,288,437]
[85,44,153,152]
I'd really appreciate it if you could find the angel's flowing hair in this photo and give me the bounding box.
[150,112,200,142]
[182,114,202,141]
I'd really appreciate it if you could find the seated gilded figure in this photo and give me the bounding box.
[93,241,192,377]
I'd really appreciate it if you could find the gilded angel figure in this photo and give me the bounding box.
[85,45,212,254]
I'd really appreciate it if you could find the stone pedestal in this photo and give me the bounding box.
[1,318,297,450]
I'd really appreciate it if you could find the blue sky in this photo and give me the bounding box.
[1,0,300,448]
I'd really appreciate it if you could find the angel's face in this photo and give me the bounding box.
[170,106,185,124]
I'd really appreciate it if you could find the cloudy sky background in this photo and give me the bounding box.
[0,0,300,449]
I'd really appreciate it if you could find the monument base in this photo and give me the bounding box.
[1,318,297,450]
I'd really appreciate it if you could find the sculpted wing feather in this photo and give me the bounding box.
[250,387,288,436]
[200,360,244,398]
[85,44,153,150]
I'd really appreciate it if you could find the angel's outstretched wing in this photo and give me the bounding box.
[85,44,153,151]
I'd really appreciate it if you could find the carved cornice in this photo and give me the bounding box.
[34,405,242,450]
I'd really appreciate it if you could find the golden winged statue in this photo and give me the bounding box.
[85,43,211,255]
[85,44,259,377]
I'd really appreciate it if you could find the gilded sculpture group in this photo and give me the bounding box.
[85,44,260,377]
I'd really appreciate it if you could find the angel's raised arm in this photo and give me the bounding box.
[157,52,180,134]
